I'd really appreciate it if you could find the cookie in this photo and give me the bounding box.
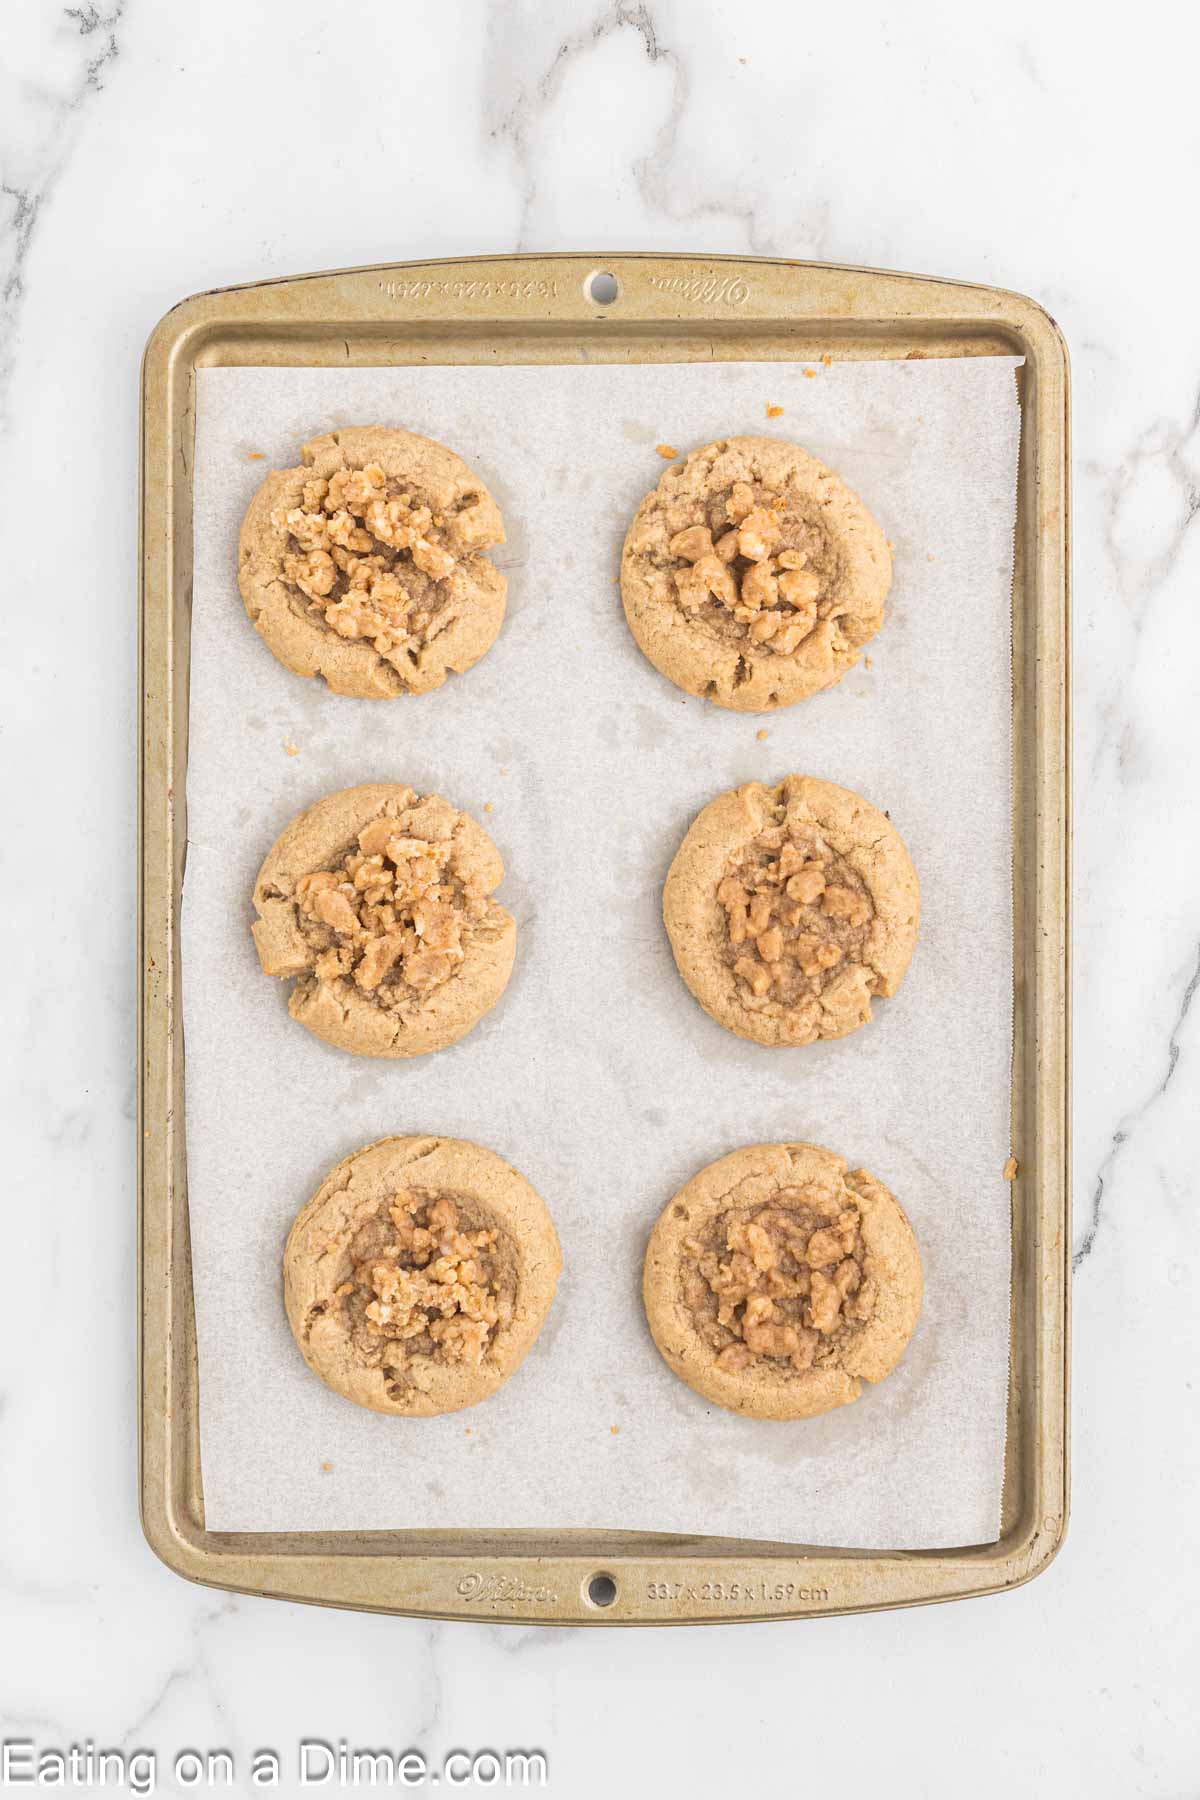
[284,1135,562,1417]
[643,1142,922,1420]
[238,426,506,698]
[251,783,516,1059]
[663,775,919,1047]
[620,435,890,711]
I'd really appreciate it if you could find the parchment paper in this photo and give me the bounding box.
[185,356,1019,1546]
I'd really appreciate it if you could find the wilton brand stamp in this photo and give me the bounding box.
[457,1571,560,1610]
[646,271,750,305]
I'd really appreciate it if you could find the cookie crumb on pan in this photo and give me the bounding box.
[656,443,679,459]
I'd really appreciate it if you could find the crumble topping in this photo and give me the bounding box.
[719,808,874,1008]
[329,1191,512,1374]
[293,808,488,1012]
[664,477,856,656]
[272,461,498,672]
[681,1187,877,1375]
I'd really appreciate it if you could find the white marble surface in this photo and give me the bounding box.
[2,1,1196,1793]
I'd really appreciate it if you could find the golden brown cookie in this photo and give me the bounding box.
[665,777,921,1051]
[238,426,506,698]
[663,774,919,1048]
[643,1141,922,1420]
[251,783,516,1059]
[284,1135,562,1417]
[621,435,890,711]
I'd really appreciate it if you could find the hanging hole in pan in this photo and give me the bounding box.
[586,270,620,306]
[585,1571,618,1608]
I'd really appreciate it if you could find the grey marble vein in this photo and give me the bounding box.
[483,3,665,250]
[483,0,790,255]
[409,1623,445,1754]
[116,1595,236,1750]
[1102,384,1200,621]
[0,2,124,428]
[1075,939,1200,1268]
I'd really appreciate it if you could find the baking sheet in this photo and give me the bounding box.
[185,356,1019,1546]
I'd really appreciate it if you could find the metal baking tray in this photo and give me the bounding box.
[139,253,1069,1623]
